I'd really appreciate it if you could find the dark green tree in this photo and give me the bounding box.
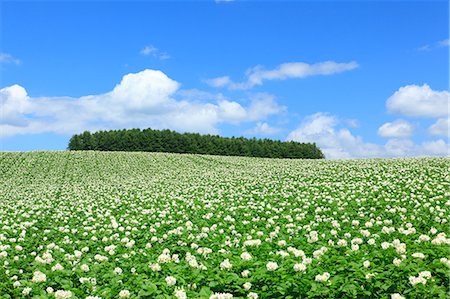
[68,128,324,159]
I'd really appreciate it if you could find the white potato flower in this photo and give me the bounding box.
[266,262,278,271]
[247,292,258,299]
[165,276,177,286]
[209,293,233,299]
[52,263,64,271]
[418,271,431,279]
[174,288,187,299]
[149,262,161,272]
[440,257,450,267]
[80,264,90,272]
[337,239,347,247]
[119,290,131,298]
[409,276,426,285]
[293,263,306,272]
[365,273,375,279]
[54,290,73,299]
[31,270,47,283]
[393,258,402,266]
[220,258,233,270]
[381,242,391,249]
[412,252,425,259]
[22,287,32,295]
[114,267,123,275]
[240,252,252,261]
[315,272,330,282]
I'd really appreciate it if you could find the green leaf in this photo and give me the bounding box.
[143,282,158,294]
[199,286,212,298]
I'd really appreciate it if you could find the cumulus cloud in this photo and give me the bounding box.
[378,120,414,138]
[428,118,449,137]
[0,53,21,65]
[217,99,247,123]
[246,93,287,120]
[0,69,285,138]
[386,84,449,118]
[287,113,449,159]
[0,85,31,126]
[140,45,170,60]
[421,139,449,156]
[245,122,282,136]
[206,61,358,90]
[287,113,382,159]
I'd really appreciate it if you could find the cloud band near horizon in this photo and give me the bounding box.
[1,69,448,159]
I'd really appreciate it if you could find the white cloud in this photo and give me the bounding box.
[0,85,31,126]
[417,45,431,52]
[418,39,450,51]
[176,89,224,102]
[140,45,158,56]
[428,118,449,137]
[206,61,358,90]
[386,84,449,118]
[383,139,449,157]
[287,113,449,159]
[204,76,232,88]
[421,139,449,156]
[345,119,359,128]
[383,138,417,157]
[286,84,449,159]
[109,70,180,110]
[378,119,414,138]
[0,69,285,138]
[215,0,234,3]
[438,39,450,47]
[217,99,247,122]
[140,45,170,60]
[246,93,287,120]
[246,122,282,136]
[0,53,21,65]
[287,113,382,159]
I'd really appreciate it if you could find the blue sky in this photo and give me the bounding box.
[1,0,449,158]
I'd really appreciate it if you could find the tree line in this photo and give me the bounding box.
[68,128,324,159]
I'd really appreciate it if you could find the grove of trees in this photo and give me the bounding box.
[68,128,324,159]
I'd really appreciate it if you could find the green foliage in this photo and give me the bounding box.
[0,152,449,299]
[67,128,324,159]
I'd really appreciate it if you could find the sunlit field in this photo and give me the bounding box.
[0,152,449,299]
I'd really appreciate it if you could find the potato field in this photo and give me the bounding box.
[0,152,449,299]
